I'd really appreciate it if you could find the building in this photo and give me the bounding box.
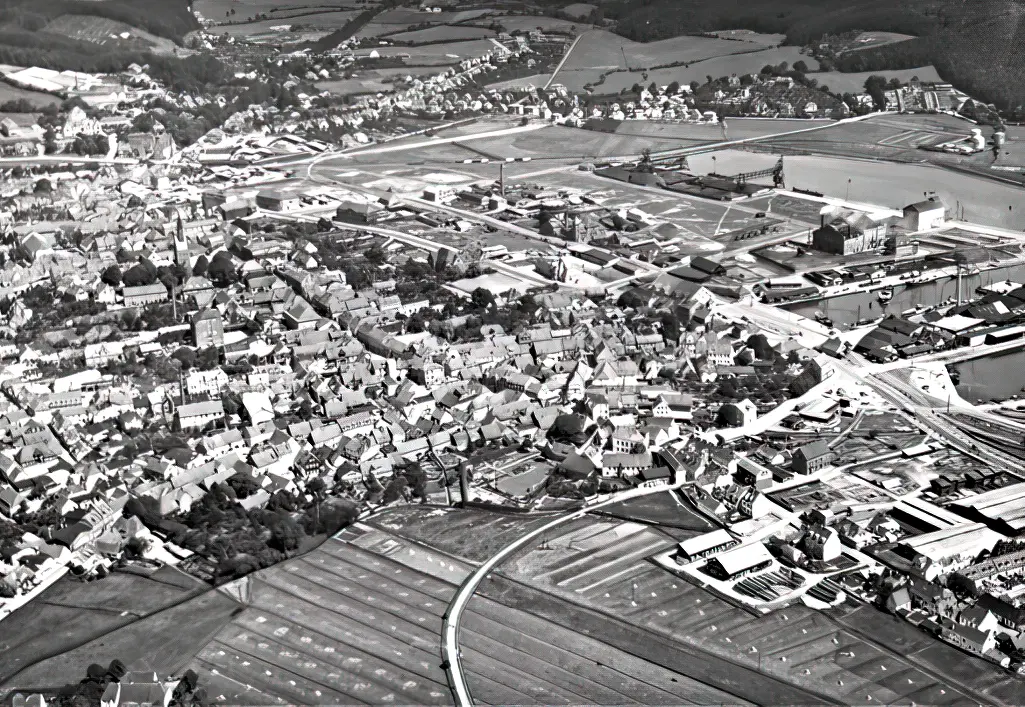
[703,542,773,580]
[174,400,224,431]
[812,212,890,255]
[423,185,455,203]
[191,307,225,348]
[675,528,739,563]
[897,522,1002,581]
[803,524,842,561]
[122,283,168,307]
[902,198,945,232]
[256,190,302,212]
[792,441,833,474]
[718,399,757,427]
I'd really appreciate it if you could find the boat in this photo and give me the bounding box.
[877,288,893,303]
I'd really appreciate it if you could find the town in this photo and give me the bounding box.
[3,1,1025,706]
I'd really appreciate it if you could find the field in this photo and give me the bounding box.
[365,39,500,65]
[492,515,1011,704]
[560,3,597,19]
[374,8,493,25]
[0,83,57,108]
[590,490,716,531]
[0,566,208,687]
[706,30,786,45]
[576,46,819,94]
[218,11,360,39]
[387,24,495,43]
[42,14,179,54]
[488,73,551,89]
[811,67,943,95]
[842,31,917,53]
[193,0,369,24]
[613,117,829,143]
[484,16,588,34]
[560,30,766,72]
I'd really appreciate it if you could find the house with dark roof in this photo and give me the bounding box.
[792,441,833,474]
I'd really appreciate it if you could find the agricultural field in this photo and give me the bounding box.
[492,516,1004,704]
[387,24,496,43]
[365,39,501,65]
[184,533,460,705]
[612,117,829,144]
[485,16,589,34]
[317,76,398,95]
[560,30,766,72]
[706,30,786,46]
[42,14,179,54]
[578,46,819,94]
[194,0,369,24]
[841,31,917,53]
[591,490,716,531]
[560,3,597,19]
[365,506,556,564]
[374,8,493,25]
[488,73,551,90]
[218,11,359,39]
[811,67,943,95]
[0,566,210,688]
[0,84,57,108]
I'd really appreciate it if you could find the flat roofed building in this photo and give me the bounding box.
[898,522,1002,580]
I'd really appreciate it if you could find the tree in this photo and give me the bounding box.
[647,81,658,95]
[171,347,198,370]
[666,81,680,95]
[792,60,808,73]
[864,75,888,110]
[630,82,642,95]
[689,80,700,93]
[34,178,52,194]
[192,254,208,276]
[122,264,155,286]
[470,287,495,310]
[382,477,408,503]
[207,255,237,286]
[100,264,122,287]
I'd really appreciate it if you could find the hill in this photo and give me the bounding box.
[596,0,1025,113]
[0,0,198,76]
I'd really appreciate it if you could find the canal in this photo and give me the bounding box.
[950,347,1025,403]
[783,262,1025,328]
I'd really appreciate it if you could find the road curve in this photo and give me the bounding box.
[440,479,693,705]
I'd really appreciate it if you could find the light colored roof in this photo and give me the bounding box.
[678,529,735,557]
[710,542,773,575]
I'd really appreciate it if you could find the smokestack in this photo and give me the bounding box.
[458,462,470,506]
[499,163,505,198]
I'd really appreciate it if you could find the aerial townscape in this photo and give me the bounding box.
[6,0,1025,706]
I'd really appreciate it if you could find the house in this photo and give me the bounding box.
[174,400,224,431]
[718,399,757,427]
[703,542,773,580]
[122,283,168,307]
[191,307,225,348]
[652,393,693,420]
[792,441,833,474]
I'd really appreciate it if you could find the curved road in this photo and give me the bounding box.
[440,468,703,705]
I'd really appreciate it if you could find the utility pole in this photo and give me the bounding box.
[499,162,505,198]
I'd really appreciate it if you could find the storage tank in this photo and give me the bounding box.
[969,128,985,151]
[994,129,1007,147]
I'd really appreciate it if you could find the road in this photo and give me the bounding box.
[441,470,701,706]
[544,32,584,90]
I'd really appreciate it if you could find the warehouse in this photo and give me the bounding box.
[675,529,738,563]
[703,542,773,580]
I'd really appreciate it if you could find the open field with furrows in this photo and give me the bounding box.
[387,24,496,43]
[0,566,209,688]
[460,589,749,705]
[184,537,458,706]
[811,67,943,95]
[495,518,1002,704]
[590,490,716,531]
[559,45,819,94]
[364,506,557,564]
[42,14,180,53]
[0,83,57,108]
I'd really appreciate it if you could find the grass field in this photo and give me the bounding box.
[194,0,368,23]
[0,566,208,687]
[811,67,943,95]
[364,39,499,65]
[375,8,493,25]
[486,16,588,34]
[561,30,764,72]
[42,14,178,54]
[387,24,495,43]
[591,490,716,531]
[706,30,786,46]
[560,3,596,19]
[577,46,819,94]
[488,73,551,89]
[0,84,57,108]
[613,118,828,143]
[842,31,917,53]
[218,10,359,38]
